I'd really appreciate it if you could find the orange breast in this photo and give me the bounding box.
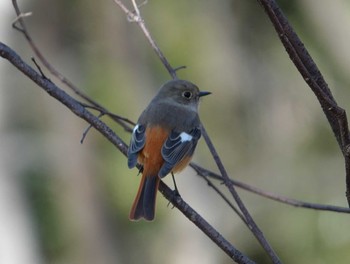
[172,155,193,174]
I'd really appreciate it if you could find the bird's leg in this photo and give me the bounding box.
[137,165,144,175]
[167,172,181,209]
[171,172,180,197]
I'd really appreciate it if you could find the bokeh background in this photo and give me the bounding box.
[1,0,350,263]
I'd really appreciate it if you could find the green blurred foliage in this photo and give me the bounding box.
[2,0,350,263]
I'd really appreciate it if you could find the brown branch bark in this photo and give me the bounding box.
[191,163,350,214]
[201,125,281,264]
[158,181,254,264]
[11,0,135,132]
[113,0,180,79]
[256,0,350,206]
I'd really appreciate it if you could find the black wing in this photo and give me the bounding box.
[127,124,146,168]
[159,127,201,177]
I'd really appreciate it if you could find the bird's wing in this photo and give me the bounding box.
[159,127,201,177]
[127,124,146,168]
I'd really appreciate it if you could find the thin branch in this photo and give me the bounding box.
[11,10,32,30]
[200,125,281,264]
[113,0,179,79]
[31,57,49,79]
[256,0,350,206]
[11,0,133,134]
[191,163,350,214]
[81,112,105,144]
[158,181,255,264]
[81,103,135,132]
[0,42,128,155]
[131,0,141,17]
[202,174,248,224]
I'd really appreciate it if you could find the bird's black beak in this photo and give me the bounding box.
[198,91,211,97]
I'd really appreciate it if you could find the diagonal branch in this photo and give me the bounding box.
[11,0,134,132]
[201,174,248,224]
[158,181,255,264]
[257,0,350,206]
[0,42,126,154]
[113,0,181,79]
[191,163,350,214]
[200,125,281,264]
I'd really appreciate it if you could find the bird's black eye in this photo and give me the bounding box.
[182,91,193,99]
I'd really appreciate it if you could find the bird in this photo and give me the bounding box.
[127,79,210,221]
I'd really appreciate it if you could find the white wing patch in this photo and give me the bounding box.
[159,127,201,177]
[133,124,139,133]
[180,132,193,142]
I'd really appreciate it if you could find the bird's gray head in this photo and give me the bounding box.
[155,79,211,108]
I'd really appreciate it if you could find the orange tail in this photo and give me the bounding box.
[129,174,160,221]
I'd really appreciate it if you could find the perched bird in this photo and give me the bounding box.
[127,79,210,221]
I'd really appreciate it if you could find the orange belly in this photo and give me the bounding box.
[138,126,169,177]
[138,125,193,177]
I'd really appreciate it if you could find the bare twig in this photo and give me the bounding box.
[31,57,48,79]
[256,0,350,206]
[113,0,179,79]
[81,103,135,132]
[81,112,105,144]
[200,125,281,264]
[11,10,32,32]
[0,42,128,155]
[158,181,255,264]
[191,163,350,214]
[11,0,133,134]
[202,175,248,224]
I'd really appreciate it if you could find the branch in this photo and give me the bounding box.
[11,0,134,133]
[191,163,350,214]
[200,125,281,264]
[113,0,182,79]
[0,41,254,264]
[201,173,248,224]
[256,0,350,206]
[158,181,255,264]
[0,42,126,154]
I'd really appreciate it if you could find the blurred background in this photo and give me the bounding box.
[1,0,350,263]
